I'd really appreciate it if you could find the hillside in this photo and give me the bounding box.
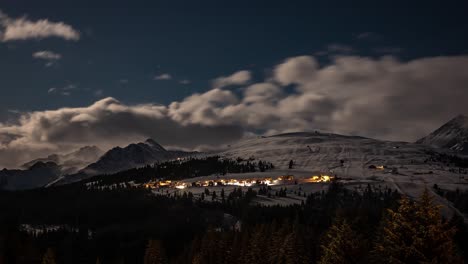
[417,115,468,154]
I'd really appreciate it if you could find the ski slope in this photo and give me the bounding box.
[214,132,468,219]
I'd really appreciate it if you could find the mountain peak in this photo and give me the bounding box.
[416,115,468,153]
[144,138,166,151]
[449,114,468,127]
[29,161,59,170]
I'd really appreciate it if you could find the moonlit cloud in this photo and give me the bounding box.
[154,73,172,80]
[33,50,62,60]
[0,97,243,168]
[169,55,468,141]
[2,54,468,168]
[212,70,251,88]
[0,10,80,42]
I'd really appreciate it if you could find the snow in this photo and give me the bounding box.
[205,132,468,219]
[417,115,468,153]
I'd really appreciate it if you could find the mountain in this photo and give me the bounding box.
[219,131,435,172]
[79,139,196,176]
[0,161,61,190]
[416,115,468,154]
[22,146,104,174]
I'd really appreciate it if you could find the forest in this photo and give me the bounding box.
[1,178,467,264]
[78,156,274,187]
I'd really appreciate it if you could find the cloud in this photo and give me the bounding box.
[274,56,318,86]
[154,73,172,80]
[0,97,243,168]
[168,55,468,142]
[33,50,62,60]
[2,54,468,168]
[0,10,80,42]
[47,84,77,96]
[212,70,251,88]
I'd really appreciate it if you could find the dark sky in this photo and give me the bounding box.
[1,0,467,112]
[1,0,468,167]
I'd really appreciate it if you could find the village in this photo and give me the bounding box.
[143,174,334,190]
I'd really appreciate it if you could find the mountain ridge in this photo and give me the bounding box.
[78,138,196,177]
[417,115,468,154]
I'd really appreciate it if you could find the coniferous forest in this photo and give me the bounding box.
[1,177,467,263]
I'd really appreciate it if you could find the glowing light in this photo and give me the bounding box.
[158,180,172,187]
[376,165,385,170]
[305,175,333,183]
[277,175,294,181]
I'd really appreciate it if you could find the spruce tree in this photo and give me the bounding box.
[318,219,365,264]
[372,189,462,264]
[42,248,57,264]
[144,239,168,264]
[244,224,268,264]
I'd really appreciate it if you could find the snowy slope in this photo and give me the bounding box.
[21,146,104,174]
[215,131,468,218]
[417,115,468,154]
[219,131,432,173]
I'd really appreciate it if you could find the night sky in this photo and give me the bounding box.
[1,0,468,167]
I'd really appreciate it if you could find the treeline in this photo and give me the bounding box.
[434,184,468,214]
[1,180,466,263]
[426,151,468,169]
[82,156,274,186]
[146,185,466,264]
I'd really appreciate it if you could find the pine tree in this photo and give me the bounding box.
[318,219,365,264]
[372,189,462,264]
[144,239,168,264]
[244,224,268,264]
[42,248,57,264]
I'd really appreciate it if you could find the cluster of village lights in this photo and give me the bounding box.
[144,174,334,190]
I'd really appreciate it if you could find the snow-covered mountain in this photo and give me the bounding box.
[219,131,435,173]
[21,146,104,174]
[0,161,62,190]
[79,139,196,176]
[416,115,468,154]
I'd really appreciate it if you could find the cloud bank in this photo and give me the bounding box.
[1,54,468,168]
[0,10,79,41]
[0,98,243,168]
